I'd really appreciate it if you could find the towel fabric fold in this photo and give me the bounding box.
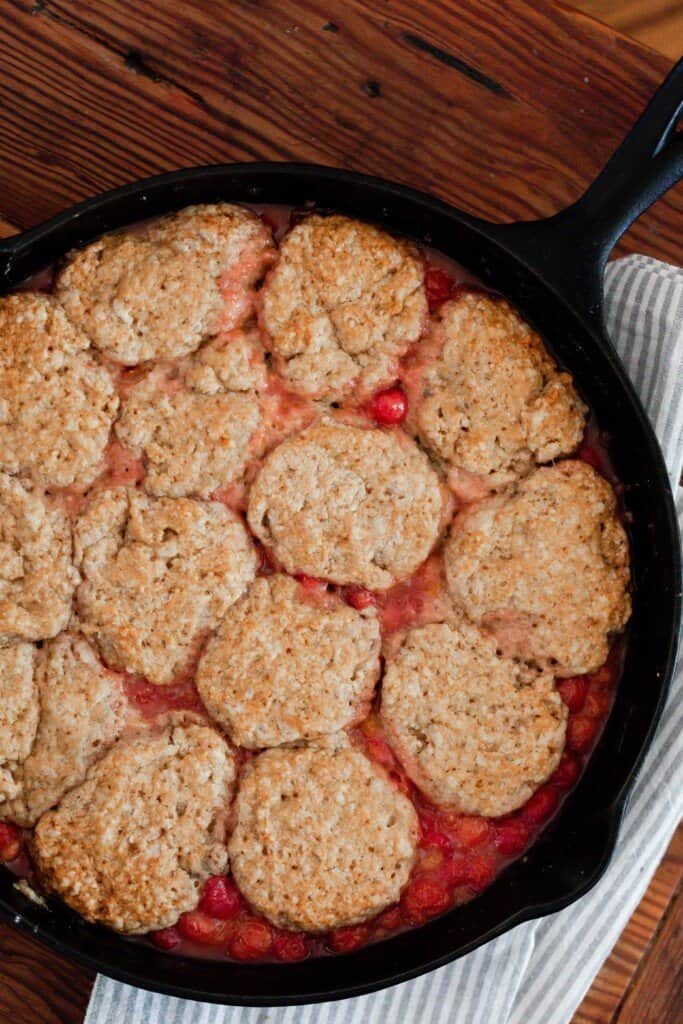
[86,255,683,1024]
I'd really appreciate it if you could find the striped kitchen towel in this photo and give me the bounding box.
[87,255,683,1024]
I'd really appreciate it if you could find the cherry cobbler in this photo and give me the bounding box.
[0,204,630,962]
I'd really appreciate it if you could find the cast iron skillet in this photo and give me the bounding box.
[0,61,681,1007]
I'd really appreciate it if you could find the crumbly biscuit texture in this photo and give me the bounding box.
[56,204,274,363]
[116,369,261,498]
[1,633,128,827]
[229,736,418,931]
[182,328,267,395]
[444,461,631,675]
[261,215,427,398]
[248,421,444,589]
[381,620,567,815]
[413,292,586,491]
[0,642,38,804]
[196,574,380,747]
[75,488,256,684]
[0,293,118,487]
[0,473,78,644]
[33,722,236,933]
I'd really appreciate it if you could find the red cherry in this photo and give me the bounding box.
[328,924,369,953]
[0,823,22,861]
[419,814,453,853]
[567,715,599,753]
[402,876,451,921]
[494,817,531,856]
[295,573,326,587]
[589,664,613,689]
[151,926,182,951]
[425,267,454,311]
[376,905,402,931]
[178,910,230,945]
[584,691,611,719]
[343,586,377,610]
[273,931,308,962]
[295,574,328,596]
[557,677,589,713]
[551,755,581,789]
[450,816,494,849]
[445,853,471,887]
[199,875,241,920]
[577,441,603,471]
[522,785,559,825]
[231,919,273,960]
[465,852,497,892]
[370,387,408,426]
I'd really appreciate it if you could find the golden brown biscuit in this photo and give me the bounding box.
[261,215,427,399]
[444,461,631,675]
[0,642,38,804]
[33,721,236,933]
[115,366,261,498]
[0,293,118,487]
[248,421,444,589]
[0,473,78,645]
[196,574,380,747]
[75,489,256,684]
[381,620,567,816]
[410,292,586,495]
[1,633,128,827]
[229,735,418,932]
[56,204,274,364]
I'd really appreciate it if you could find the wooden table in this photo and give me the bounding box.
[0,1,680,1020]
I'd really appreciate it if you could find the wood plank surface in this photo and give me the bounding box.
[0,217,20,239]
[0,922,94,1024]
[616,880,683,1024]
[0,2,680,1022]
[575,0,683,60]
[574,824,683,1023]
[0,0,680,262]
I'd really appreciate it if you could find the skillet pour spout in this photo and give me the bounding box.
[0,61,680,1007]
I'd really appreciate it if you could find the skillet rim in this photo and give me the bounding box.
[0,161,679,1006]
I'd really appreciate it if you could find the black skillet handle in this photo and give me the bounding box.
[489,58,683,331]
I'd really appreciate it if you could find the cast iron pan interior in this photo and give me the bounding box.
[0,62,680,1005]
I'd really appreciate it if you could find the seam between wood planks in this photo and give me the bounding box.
[611,860,683,1022]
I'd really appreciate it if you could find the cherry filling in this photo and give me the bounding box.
[369,386,408,426]
[199,875,242,920]
[3,204,626,966]
[424,267,455,312]
[272,931,308,962]
[342,586,378,611]
[152,926,182,951]
[557,676,589,713]
[0,823,23,862]
[494,818,531,856]
[123,674,205,719]
[0,432,621,965]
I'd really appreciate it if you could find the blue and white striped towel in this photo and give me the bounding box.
[87,255,683,1024]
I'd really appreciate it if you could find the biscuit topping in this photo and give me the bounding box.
[261,215,427,399]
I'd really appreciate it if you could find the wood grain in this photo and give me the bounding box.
[574,824,683,1023]
[0,217,20,239]
[0,0,680,263]
[575,0,683,60]
[616,883,683,1024]
[0,923,94,1024]
[0,2,680,1022]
